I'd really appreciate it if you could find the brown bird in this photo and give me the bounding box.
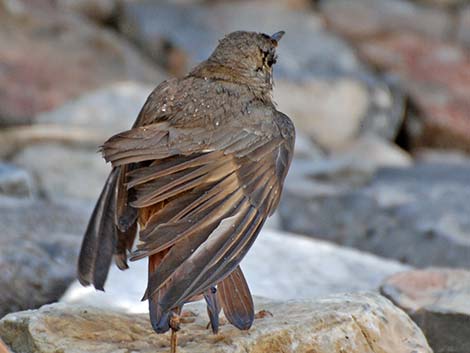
[77,30,295,352]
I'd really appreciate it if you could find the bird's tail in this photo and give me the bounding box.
[148,251,179,333]
[77,169,119,290]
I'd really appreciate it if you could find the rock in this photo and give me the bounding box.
[0,163,32,197]
[0,2,165,126]
[358,33,470,152]
[0,293,432,353]
[37,82,153,136]
[381,268,470,353]
[61,228,409,312]
[414,0,469,7]
[117,0,404,150]
[0,198,90,318]
[285,136,412,203]
[457,4,470,48]
[322,0,470,153]
[279,161,470,268]
[57,0,117,23]
[13,144,110,201]
[321,0,453,40]
[9,82,153,201]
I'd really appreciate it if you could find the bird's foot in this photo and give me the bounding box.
[255,310,273,319]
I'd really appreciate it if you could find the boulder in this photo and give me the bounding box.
[117,0,404,150]
[321,0,453,40]
[321,0,470,152]
[9,82,153,201]
[0,198,90,318]
[279,161,470,268]
[0,293,432,353]
[381,268,470,353]
[61,228,409,312]
[13,144,110,201]
[0,1,165,126]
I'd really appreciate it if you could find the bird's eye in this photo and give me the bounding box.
[261,50,277,67]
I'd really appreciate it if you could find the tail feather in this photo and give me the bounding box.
[204,287,221,334]
[148,251,177,333]
[218,265,254,330]
[78,169,119,290]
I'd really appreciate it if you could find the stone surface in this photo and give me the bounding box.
[321,0,470,152]
[9,82,153,201]
[117,0,404,150]
[359,33,470,152]
[279,161,470,268]
[57,0,117,23]
[13,144,110,201]
[0,198,90,318]
[0,293,432,353]
[0,2,164,125]
[381,268,470,353]
[62,228,409,312]
[457,4,470,48]
[37,81,153,136]
[0,163,32,197]
[321,0,453,40]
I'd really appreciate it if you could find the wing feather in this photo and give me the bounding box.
[98,110,294,329]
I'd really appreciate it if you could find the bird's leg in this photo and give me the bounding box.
[169,311,181,353]
[170,329,177,353]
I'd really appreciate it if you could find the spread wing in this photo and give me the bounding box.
[102,111,294,313]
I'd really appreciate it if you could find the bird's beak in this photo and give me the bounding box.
[270,31,285,45]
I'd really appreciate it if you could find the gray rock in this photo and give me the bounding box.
[117,1,404,150]
[321,0,453,40]
[11,82,154,201]
[0,198,90,318]
[381,268,470,353]
[61,228,409,311]
[37,82,154,136]
[13,144,110,201]
[1,293,432,353]
[279,161,470,268]
[0,163,32,198]
[457,4,470,48]
[57,0,117,23]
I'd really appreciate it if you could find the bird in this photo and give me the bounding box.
[77,30,295,353]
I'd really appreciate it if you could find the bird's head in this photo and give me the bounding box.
[194,31,284,96]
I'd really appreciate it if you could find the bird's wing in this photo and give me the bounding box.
[102,110,295,312]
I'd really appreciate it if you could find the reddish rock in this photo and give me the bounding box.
[0,2,165,126]
[321,1,470,152]
[358,33,470,151]
[381,268,470,353]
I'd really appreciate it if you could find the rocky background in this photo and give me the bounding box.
[0,0,470,352]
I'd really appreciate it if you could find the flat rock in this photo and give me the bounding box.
[61,228,409,312]
[0,198,90,318]
[381,268,470,353]
[0,163,32,198]
[36,81,153,135]
[0,293,432,353]
[13,144,110,201]
[10,82,153,201]
[117,0,404,150]
[279,161,470,268]
[0,1,164,125]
